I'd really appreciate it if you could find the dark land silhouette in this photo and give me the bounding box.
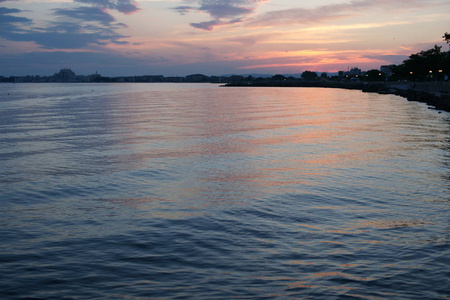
[2,43,449,112]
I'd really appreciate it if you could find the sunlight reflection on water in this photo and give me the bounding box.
[0,83,449,299]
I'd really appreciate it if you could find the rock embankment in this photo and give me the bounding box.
[389,89,449,111]
[224,81,450,113]
[369,84,450,112]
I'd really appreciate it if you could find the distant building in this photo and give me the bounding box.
[348,67,362,76]
[53,68,77,82]
[339,67,361,81]
[85,73,101,82]
[380,65,394,77]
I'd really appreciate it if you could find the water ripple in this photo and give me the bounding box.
[0,83,449,299]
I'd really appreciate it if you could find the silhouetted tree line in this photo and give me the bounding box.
[230,39,450,84]
[246,33,450,83]
[388,45,449,81]
[2,33,449,83]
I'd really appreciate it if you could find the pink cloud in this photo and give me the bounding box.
[248,0,440,28]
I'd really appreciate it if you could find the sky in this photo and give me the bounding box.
[0,0,449,76]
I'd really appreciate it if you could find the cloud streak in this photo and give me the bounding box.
[54,6,116,25]
[0,7,33,40]
[5,22,127,49]
[0,0,140,49]
[174,0,267,30]
[74,0,140,14]
[248,0,440,28]
[1,0,448,76]
[0,7,31,27]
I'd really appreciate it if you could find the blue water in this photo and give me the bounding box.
[0,83,449,299]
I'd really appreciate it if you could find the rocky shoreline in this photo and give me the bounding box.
[387,88,450,112]
[224,81,450,113]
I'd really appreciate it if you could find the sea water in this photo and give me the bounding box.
[0,83,449,299]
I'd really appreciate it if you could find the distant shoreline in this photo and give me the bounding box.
[2,79,449,113]
[224,81,450,113]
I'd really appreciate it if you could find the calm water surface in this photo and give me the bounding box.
[0,83,449,299]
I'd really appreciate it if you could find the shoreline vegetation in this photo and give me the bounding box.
[224,80,450,113]
[218,39,450,115]
[2,73,449,112]
[2,37,449,112]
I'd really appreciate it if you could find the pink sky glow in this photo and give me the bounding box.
[0,0,449,76]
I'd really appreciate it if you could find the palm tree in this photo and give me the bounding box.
[443,32,450,50]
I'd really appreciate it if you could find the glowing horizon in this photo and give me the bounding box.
[0,0,448,76]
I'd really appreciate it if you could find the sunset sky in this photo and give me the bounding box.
[1,0,449,76]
